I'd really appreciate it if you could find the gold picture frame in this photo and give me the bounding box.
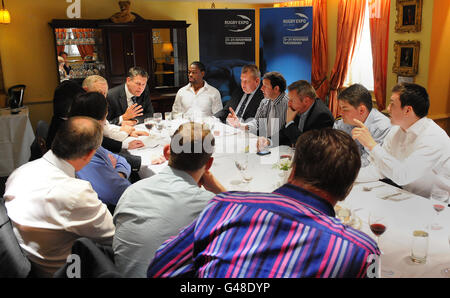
[395,0,422,33]
[393,40,420,76]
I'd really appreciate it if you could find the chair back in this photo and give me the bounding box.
[0,197,32,278]
[7,85,26,109]
[53,237,122,278]
[30,120,50,161]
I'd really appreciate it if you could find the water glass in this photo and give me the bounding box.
[172,112,182,120]
[154,113,162,123]
[410,230,429,264]
[164,112,172,121]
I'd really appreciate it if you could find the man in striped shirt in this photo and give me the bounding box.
[147,129,380,278]
[227,71,289,140]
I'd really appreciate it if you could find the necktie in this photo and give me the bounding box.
[236,93,250,118]
[298,113,306,133]
[131,96,138,104]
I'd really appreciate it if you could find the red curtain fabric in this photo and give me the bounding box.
[368,0,390,111]
[327,0,367,117]
[73,28,95,59]
[55,28,66,55]
[274,1,329,101]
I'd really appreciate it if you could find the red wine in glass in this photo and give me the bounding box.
[145,123,154,130]
[433,204,445,213]
[370,223,386,236]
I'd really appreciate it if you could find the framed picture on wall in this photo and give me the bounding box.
[395,0,422,33]
[393,40,420,76]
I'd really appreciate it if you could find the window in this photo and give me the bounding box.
[64,29,80,57]
[344,1,374,91]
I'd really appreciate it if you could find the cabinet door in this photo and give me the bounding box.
[130,31,152,75]
[105,29,152,87]
[105,30,130,86]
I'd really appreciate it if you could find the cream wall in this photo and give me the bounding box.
[0,0,447,132]
[386,0,434,107]
[0,0,269,128]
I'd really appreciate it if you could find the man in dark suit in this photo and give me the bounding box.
[106,67,154,125]
[259,80,334,149]
[214,64,264,123]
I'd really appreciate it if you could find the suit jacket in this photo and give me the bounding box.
[214,84,264,123]
[106,83,154,125]
[46,117,141,174]
[276,98,334,146]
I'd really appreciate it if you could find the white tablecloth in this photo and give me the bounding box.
[0,107,35,177]
[126,120,450,278]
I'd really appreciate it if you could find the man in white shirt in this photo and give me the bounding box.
[333,84,391,167]
[4,117,115,277]
[113,122,226,277]
[353,83,450,198]
[172,61,223,118]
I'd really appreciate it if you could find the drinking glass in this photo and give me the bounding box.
[410,229,429,264]
[441,235,450,277]
[172,112,182,120]
[368,212,387,247]
[164,112,172,121]
[144,117,155,131]
[430,188,449,230]
[154,113,163,131]
[234,154,253,185]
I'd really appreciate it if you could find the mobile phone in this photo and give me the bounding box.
[257,150,271,156]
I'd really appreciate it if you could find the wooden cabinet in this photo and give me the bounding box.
[50,19,190,113]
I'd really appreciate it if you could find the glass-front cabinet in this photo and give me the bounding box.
[50,19,189,111]
[151,27,187,90]
[53,27,106,83]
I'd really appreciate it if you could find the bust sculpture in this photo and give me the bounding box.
[110,1,136,23]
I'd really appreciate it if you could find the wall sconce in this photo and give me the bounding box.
[0,0,11,24]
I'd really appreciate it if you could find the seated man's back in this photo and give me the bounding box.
[4,117,115,277]
[148,128,380,278]
[147,187,379,278]
[113,122,226,277]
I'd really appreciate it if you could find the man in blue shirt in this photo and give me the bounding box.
[70,92,131,207]
[333,84,391,167]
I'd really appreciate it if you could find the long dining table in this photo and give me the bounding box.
[124,117,450,278]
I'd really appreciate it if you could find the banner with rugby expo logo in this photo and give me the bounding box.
[260,7,313,86]
[198,9,255,103]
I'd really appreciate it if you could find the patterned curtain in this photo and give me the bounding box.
[328,0,366,117]
[73,28,95,59]
[368,0,390,111]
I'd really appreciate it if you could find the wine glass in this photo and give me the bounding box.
[234,154,253,186]
[369,212,388,247]
[429,188,449,230]
[441,234,450,277]
[144,117,155,131]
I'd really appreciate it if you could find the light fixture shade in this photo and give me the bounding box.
[162,42,174,53]
[0,9,10,24]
